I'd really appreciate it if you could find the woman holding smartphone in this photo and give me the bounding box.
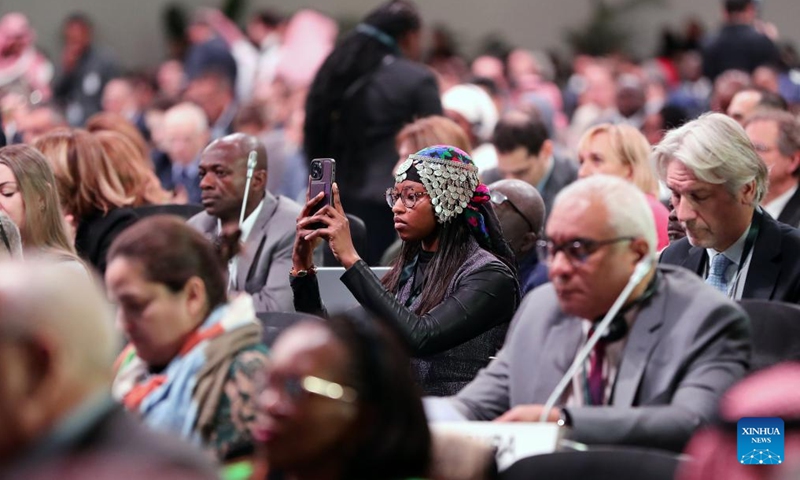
[291,145,520,396]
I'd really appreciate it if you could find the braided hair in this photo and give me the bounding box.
[304,1,421,190]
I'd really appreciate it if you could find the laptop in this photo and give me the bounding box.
[316,266,391,313]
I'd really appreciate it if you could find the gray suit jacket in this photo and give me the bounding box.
[435,265,751,451]
[188,191,301,313]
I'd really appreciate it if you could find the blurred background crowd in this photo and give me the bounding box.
[2,0,800,479]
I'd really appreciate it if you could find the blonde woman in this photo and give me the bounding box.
[395,115,472,165]
[34,128,138,274]
[94,130,172,206]
[0,144,86,269]
[577,123,669,250]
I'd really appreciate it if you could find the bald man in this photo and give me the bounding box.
[489,179,548,294]
[188,133,301,313]
[0,260,216,478]
[161,102,210,204]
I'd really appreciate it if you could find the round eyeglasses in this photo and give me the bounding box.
[385,186,429,209]
[258,373,358,407]
[536,236,636,265]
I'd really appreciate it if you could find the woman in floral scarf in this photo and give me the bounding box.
[106,216,268,460]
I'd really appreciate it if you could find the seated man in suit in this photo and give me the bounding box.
[488,178,548,295]
[657,112,800,302]
[425,175,751,452]
[188,133,301,313]
[0,259,216,478]
[743,109,800,228]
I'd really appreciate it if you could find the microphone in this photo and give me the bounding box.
[538,255,655,422]
[239,150,258,227]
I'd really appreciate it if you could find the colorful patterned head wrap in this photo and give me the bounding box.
[395,145,490,242]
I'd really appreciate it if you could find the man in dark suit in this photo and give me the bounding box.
[188,133,301,313]
[488,179,548,295]
[744,109,800,228]
[0,260,217,479]
[184,70,238,142]
[483,110,577,221]
[658,113,800,303]
[52,14,120,126]
[425,176,750,452]
[701,0,781,81]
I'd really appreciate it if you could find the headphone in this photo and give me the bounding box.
[593,271,659,343]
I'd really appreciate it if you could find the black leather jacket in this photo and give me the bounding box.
[291,260,520,395]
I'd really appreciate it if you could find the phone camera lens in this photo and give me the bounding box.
[311,161,322,179]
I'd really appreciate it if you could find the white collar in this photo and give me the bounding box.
[763,184,798,220]
[705,222,751,266]
[217,197,264,243]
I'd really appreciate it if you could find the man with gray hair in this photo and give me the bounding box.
[0,211,22,258]
[658,112,800,303]
[159,102,210,204]
[0,260,216,478]
[744,109,800,228]
[426,175,750,451]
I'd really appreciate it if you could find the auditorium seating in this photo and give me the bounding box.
[739,299,800,371]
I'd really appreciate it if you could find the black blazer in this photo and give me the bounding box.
[777,187,800,229]
[74,207,138,275]
[660,212,800,303]
[480,153,578,221]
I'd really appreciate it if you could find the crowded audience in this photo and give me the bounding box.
[1,0,800,477]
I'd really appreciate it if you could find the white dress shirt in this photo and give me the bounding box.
[763,185,798,222]
[704,225,753,300]
[219,199,264,291]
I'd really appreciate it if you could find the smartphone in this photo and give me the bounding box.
[307,158,336,229]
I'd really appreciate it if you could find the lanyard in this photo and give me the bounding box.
[704,208,762,297]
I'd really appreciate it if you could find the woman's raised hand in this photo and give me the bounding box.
[297,183,361,269]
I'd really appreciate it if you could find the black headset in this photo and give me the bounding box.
[594,272,659,343]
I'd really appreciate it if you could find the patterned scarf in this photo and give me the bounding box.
[112,294,262,446]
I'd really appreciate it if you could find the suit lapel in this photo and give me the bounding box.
[742,216,781,300]
[777,187,800,227]
[236,192,278,289]
[612,277,667,407]
[680,244,706,275]
[531,318,583,402]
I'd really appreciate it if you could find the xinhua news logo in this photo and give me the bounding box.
[737,417,784,465]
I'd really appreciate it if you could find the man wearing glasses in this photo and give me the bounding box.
[425,175,750,452]
[488,179,548,294]
[743,109,800,228]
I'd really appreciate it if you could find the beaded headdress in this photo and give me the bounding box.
[394,145,481,224]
